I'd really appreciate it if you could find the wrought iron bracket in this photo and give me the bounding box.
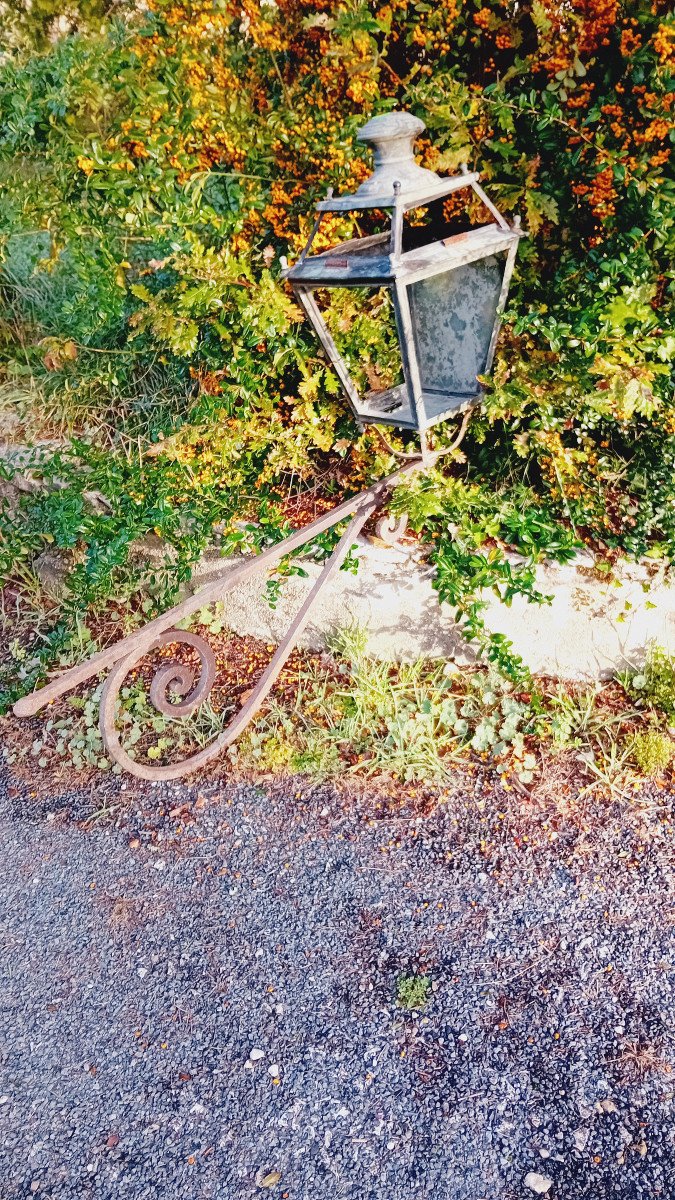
[13,455,437,781]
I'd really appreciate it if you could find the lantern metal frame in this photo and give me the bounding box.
[283,112,524,463]
[13,113,525,781]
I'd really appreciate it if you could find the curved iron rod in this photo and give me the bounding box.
[98,501,377,781]
[14,453,437,744]
[370,405,474,463]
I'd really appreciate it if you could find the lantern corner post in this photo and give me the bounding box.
[391,277,434,467]
[389,179,404,265]
[485,236,521,377]
[292,285,365,425]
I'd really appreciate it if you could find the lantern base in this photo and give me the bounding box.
[360,382,477,431]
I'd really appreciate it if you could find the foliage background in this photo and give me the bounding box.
[0,0,673,701]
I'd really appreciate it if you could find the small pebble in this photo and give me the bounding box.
[524,1172,553,1195]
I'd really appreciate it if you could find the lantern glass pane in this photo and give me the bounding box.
[315,286,403,399]
[409,254,505,397]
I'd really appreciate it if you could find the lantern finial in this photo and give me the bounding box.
[352,111,440,203]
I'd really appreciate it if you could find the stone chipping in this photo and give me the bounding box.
[1,765,674,1199]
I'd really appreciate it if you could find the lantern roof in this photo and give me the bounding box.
[285,222,520,288]
[284,110,524,289]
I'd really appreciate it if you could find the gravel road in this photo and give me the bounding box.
[1,763,674,1199]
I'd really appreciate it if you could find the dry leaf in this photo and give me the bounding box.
[257,1169,281,1189]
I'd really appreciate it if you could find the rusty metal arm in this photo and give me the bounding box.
[13,456,436,781]
[97,501,377,781]
[14,461,421,721]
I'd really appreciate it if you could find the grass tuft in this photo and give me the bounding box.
[630,730,674,778]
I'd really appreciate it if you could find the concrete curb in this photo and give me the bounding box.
[174,537,675,682]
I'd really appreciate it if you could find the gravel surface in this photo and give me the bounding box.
[1,763,675,1199]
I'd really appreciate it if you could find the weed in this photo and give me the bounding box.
[612,1038,672,1083]
[296,627,542,783]
[629,646,675,719]
[546,683,645,794]
[396,974,431,1010]
[578,733,636,794]
[10,617,675,795]
[21,682,109,772]
[7,664,234,774]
